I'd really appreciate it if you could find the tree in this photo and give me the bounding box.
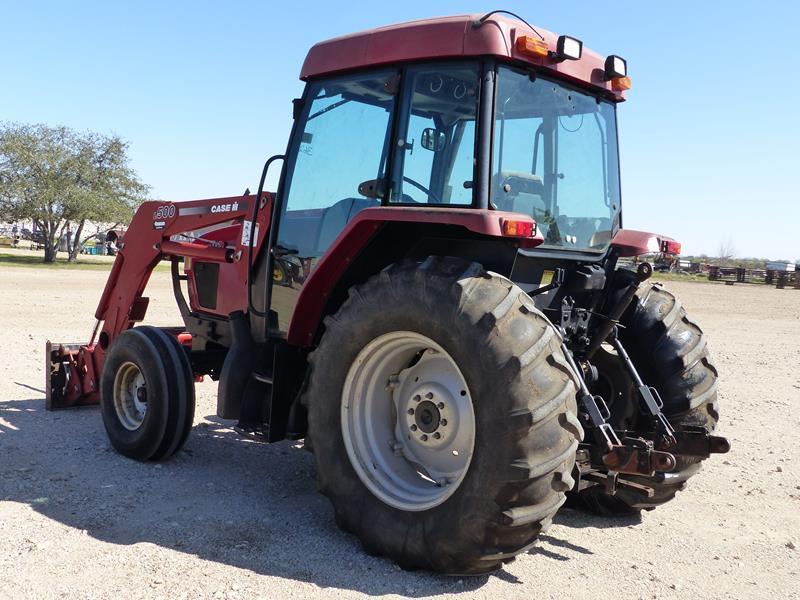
[717,238,736,262]
[0,123,148,262]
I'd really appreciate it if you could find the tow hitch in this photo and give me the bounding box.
[558,314,729,495]
[559,333,679,478]
[653,426,731,458]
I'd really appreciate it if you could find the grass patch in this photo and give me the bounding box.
[0,252,115,270]
[0,252,169,271]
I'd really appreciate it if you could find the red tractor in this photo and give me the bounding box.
[47,11,728,575]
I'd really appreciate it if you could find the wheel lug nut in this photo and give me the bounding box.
[437,402,444,409]
[441,419,447,426]
[407,408,415,415]
[410,424,418,431]
[433,432,441,439]
[425,392,433,399]
[421,434,428,441]
[413,394,421,402]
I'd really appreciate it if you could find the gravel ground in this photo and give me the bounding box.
[1,266,798,599]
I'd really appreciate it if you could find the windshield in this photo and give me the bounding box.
[492,66,621,251]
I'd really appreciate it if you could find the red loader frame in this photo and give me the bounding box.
[46,192,273,409]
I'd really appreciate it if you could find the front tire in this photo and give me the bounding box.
[101,327,195,461]
[303,257,582,574]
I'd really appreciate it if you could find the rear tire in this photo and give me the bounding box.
[577,284,719,514]
[303,257,583,574]
[101,327,195,461]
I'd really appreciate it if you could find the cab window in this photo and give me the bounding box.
[390,64,479,205]
[277,71,396,259]
[492,67,621,251]
[272,71,396,331]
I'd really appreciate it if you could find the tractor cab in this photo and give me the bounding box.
[269,13,629,329]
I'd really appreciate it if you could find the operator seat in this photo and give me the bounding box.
[493,171,546,218]
[316,197,379,254]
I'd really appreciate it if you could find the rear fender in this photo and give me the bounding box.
[610,229,678,257]
[286,207,542,346]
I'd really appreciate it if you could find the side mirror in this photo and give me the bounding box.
[421,128,447,152]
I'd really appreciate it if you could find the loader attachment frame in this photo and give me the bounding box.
[46,341,96,410]
[45,192,274,409]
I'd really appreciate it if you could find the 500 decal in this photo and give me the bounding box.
[153,205,176,220]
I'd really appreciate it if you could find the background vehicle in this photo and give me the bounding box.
[47,11,728,574]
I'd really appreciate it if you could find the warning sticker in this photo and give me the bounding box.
[241,221,260,246]
[540,270,554,287]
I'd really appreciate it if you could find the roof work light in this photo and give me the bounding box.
[554,35,582,61]
[604,55,627,79]
[604,54,631,91]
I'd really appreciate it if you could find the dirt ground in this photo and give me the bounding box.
[1,266,798,600]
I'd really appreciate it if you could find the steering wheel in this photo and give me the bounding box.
[402,176,441,203]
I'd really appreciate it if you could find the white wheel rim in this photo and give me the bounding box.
[113,361,147,431]
[341,331,475,511]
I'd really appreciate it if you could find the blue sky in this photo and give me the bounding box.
[2,1,798,259]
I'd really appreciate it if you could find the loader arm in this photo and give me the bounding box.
[46,193,273,409]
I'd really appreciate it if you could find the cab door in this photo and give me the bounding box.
[271,70,398,331]
[389,63,480,206]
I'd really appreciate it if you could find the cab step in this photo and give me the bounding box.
[234,421,271,443]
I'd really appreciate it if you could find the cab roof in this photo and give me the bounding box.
[300,13,627,100]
